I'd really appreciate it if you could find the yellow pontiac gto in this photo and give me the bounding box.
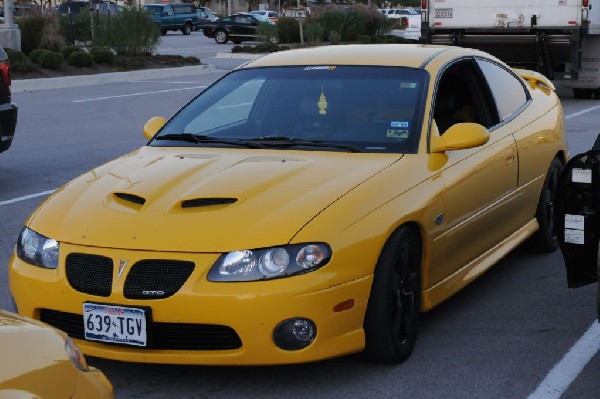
[0,309,113,398]
[9,44,567,365]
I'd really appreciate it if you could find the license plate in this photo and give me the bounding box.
[435,8,453,18]
[83,303,147,347]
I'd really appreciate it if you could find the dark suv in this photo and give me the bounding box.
[0,46,17,155]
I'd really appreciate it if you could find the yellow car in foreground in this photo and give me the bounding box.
[0,309,113,398]
[9,44,567,365]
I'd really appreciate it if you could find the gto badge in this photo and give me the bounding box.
[117,259,129,280]
[142,290,165,296]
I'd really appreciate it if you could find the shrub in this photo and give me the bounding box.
[256,22,278,44]
[38,51,64,70]
[90,47,115,64]
[40,16,66,53]
[29,48,52,64]
[63,46,83,59]
[4,49,35,73]
[16,16,46,54]
[276,17,300,44]
[304,21,324,45]
[4,49,29,65]
[101,5,160,56]
[59,12,92,46]
[67,51,95,67]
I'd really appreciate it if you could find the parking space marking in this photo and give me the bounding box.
[565,104,600,120]
[72,86,208,103]
[0,190,55,207]
[528,321,600,399]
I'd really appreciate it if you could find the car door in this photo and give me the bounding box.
[162,5,176,29]
[428,58,521,284]
[556,145,600,288]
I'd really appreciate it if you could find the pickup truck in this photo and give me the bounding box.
[143,3,198,35]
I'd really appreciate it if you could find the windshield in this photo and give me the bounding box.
[152,66,428,154]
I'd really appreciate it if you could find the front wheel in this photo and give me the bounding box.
[529,158,563,253]
[160,28,167,35]
[362,226,421,363]
[182,22,192,35]
[214,29,229,44]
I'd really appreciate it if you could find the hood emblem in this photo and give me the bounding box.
[117,259,129,280]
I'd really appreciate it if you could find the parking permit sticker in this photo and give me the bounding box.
[565,229,585,245]
[565,214,584,230]
[572,168,592,183]
[565,214,585,245]
[390,121,410,128]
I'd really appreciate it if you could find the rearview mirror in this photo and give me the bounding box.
[430,122,490,153]
[143,116,167,140]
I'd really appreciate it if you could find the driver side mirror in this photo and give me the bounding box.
[143,116,167,140]
[430,122,490,153]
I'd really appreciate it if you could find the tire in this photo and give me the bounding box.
[573,88,594,99]
[362,226,421,363]
[269,36,280,44]
[529,158,563,253]
[214,29,229,44]
[160,28,167,35]
[182,22,192,35]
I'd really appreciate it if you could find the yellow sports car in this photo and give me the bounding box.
[9,44,567,365]
[0,309,113,398]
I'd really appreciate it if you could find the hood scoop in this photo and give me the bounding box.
[114,192,146,206]
[181,197,237,209]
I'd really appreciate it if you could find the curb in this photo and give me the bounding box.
[11,64,218,93]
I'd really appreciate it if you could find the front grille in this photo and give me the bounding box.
[66,253,113,297]
[40,309,242,350]
[123,260,195,299]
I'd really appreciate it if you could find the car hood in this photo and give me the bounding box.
[29,146,403,252]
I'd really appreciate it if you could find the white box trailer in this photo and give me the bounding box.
[422,0,600,98]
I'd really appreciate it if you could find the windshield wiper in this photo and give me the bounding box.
[154,134,267,149]
[246,136,363,153]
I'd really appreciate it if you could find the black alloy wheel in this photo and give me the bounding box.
[363,226,421,363]
[530,157,563,253]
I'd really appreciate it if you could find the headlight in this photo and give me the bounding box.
[208,243,331,282]
[65,337,89,372]
[16,227,59,269]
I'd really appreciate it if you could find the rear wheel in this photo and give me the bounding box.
[215,29,229,44]
[530,158,563,253]
[363,226,421,363]
[182,22,192,35]
[269,36,280,44]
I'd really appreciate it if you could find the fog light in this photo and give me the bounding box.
[273,318,317,351]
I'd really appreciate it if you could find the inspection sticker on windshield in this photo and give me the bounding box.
[387,129,409,138]
[83,303,147,347]
[572,168,592,183]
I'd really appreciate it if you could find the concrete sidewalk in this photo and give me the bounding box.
[10,51,269,93]
[11,64,219,93]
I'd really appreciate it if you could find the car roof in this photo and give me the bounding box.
[244,44,464,69]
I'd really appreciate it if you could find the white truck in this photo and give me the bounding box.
[421,0,600,99]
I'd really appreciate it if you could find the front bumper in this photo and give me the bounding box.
[9,243,372,365]
[0,102,17,154]
[74,367,114,399]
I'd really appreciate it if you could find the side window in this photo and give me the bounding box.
[165,7,174,16]
[433,59,499,134]
[476,59,528,121]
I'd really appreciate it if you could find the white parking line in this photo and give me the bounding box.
[72,85,208,103]
[565,104,600,120]
[528,321,600,399]
[0,189,55,207]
